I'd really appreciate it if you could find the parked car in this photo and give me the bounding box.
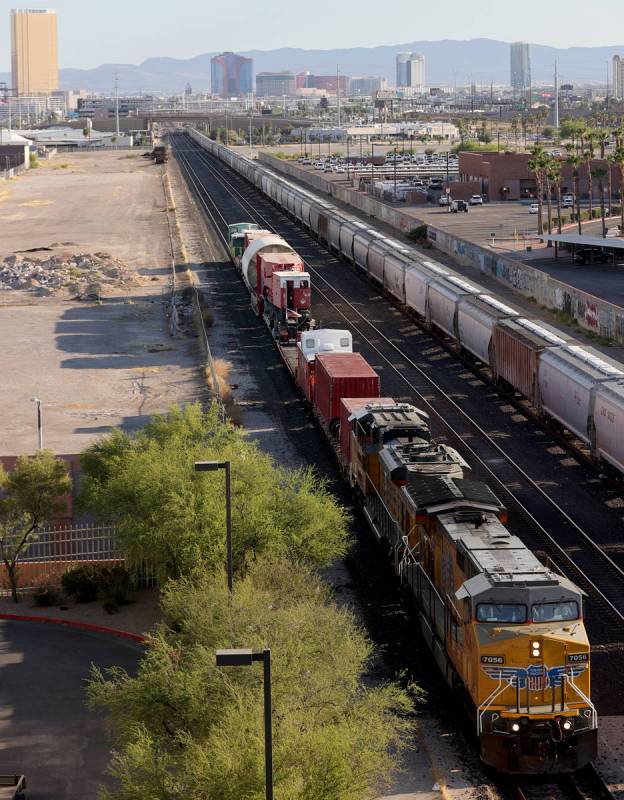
[575,248,611,264]
[528,203,539,214]
[561,194,574,208]
[451,200,469,213]
[469,195,483,205]
[438,194,451,206]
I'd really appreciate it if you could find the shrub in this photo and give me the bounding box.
[62,564,102,602]
[33,579,60,607]
[407,224,428,243]
[62,563,130,603]
[103,565,131,608]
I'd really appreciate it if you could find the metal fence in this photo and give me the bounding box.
[20,523,120,563]
[0,523,156,594]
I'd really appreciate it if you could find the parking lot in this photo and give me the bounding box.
[0,621,141,799]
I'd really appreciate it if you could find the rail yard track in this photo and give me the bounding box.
[170,133,624,714]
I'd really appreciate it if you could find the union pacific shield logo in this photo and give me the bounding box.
[481,663,588,688]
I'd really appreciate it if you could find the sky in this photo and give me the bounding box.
[1,0,624,71]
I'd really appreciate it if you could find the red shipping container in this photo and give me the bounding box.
[315,353,380,425]
[339,397,394,464]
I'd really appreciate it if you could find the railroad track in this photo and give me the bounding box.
[505,764,616,800]
[170,133,624,644]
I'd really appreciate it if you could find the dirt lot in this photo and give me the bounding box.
[0,151,206,456]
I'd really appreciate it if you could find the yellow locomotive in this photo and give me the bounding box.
[344,401,597,774]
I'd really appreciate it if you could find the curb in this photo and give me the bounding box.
[0,613,146,643]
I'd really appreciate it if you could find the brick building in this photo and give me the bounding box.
[458,151,622,201]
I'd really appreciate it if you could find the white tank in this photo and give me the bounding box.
[241,235,294,293]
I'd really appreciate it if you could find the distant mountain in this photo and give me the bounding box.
[2,38,622,93]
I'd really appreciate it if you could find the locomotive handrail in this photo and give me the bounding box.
[478,676,511,735]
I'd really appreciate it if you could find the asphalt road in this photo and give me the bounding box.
[0,621,141,799]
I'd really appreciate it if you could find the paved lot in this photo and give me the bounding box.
[0,152,206,456]
[0,620,141,799]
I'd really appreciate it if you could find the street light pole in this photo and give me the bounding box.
[216,648,273,800]
[31,397,43,450]
[194,460,233,592]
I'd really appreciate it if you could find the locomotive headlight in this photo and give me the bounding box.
[531,640,541,657]
[563,720,573,731]
[511,722,520,732]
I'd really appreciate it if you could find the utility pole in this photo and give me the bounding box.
[553,60,559,129]
[114,72,120,138]
[336,64,341,129]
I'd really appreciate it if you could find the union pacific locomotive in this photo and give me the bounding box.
[224,214,598,774]
[344,402,597,773]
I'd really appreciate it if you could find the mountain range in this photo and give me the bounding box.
[1,38,622,93]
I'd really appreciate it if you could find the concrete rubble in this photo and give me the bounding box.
[0,249,139,299]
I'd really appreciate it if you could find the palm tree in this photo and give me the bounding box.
[592,166,608,237]
[598,130,610,159]
[607,153,616,217]
[528,147,547,235]
[547,158,563,255]
[543,155,555,237]
[566,150,583,235]
[612,146,624,235]
[583,133,596,219]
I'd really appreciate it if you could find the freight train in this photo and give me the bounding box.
[188,127,624,481]
[222,215,598,775]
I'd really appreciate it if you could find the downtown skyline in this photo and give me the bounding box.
[1,0,624,73]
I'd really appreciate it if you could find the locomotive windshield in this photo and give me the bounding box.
[476,603,527,623]
[531,601,579,623]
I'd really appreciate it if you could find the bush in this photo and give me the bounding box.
[62,564,102,602]
[407,224,428,243]
[33,580,60,607]
[62,563,131,603]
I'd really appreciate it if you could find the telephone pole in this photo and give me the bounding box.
[114,72,120,138]
[553,60,559,129]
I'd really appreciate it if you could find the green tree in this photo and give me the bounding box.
[611,146,624,233]
[592,165,608,237]
[79,404,349,580]
[566,147,583,235]
[88,557,414,800]
[583,135,596,219]
[528,146,547,235]
[0,452,71,602]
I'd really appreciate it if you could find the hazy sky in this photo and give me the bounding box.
[2,0,624,71]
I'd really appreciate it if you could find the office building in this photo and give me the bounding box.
[350,76,386,96]
[10,8,58,94]
[613,55,624,101]
[295,73,349,94]
[210,52,253,97]
[256,71,296,97]
[395,53,425,91]
[510,42,531,99]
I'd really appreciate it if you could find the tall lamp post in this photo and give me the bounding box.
[195,460,232,593]
[370,142,376,195]
[31,397,43,450]
[216,648,273,800]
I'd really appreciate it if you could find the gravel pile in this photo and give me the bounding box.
[0,251,137,299]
